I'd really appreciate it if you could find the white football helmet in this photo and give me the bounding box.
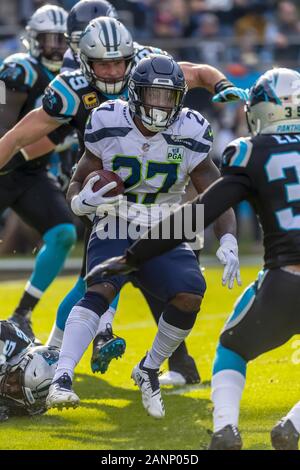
[246,68,300,135]
[0,345,59,415]
[79,16,134,95]
[24,5,68,72]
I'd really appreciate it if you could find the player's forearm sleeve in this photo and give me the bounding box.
[126,175,251,267]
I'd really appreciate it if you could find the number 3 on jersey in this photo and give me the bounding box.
[265,151,300,230]
[112,155,178,204]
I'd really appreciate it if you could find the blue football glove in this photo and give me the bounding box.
[212,87,249,103]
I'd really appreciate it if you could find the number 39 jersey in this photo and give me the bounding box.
[221,133,300,268]
[85,99,213,215]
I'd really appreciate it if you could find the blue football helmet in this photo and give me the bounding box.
[128,55,187,132]
[66,0,118,54]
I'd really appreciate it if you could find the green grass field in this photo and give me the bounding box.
[0,265,299,450]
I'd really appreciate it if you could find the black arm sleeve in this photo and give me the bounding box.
[126,174,252,266]
[47,123,73,145]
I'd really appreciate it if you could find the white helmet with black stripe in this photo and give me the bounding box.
[79,16,134,95]
[24,5,68,72]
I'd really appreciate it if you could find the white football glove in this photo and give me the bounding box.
[71,175,123,216]
[216,234,241,289]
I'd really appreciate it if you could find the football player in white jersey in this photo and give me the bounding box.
[46,54,240,418]
[0,15,247,384]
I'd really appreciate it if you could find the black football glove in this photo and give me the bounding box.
[84,255,138,282]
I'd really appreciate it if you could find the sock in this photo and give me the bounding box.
[52,306,99,382]
[212,370,246,432]
[211,343,246,432]
[46,276,86,348]
[143,313,194,370]
[56,276,86,331]
[140,289,190,369]
[95,293,120,336]
[46,324,64,348]
[285,402,300,433]
[17,224,76,317]
[52,292,109,382]
[14,290,41,317]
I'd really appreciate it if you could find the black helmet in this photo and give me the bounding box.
[66,0,118,53]
[128,54,187,132]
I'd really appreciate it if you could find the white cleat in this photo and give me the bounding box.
[46,373,80,410]
[159,371,187,386]
[131,358,165,419]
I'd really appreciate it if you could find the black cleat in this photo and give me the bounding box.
[208,425,242,450]
[91,324,126,374]
[160,355,201,386]
[271,419,299,450]
[8,312,35,342]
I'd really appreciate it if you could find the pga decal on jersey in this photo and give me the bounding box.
[167,146,184,162]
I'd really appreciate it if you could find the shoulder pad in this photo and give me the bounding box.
[163,109,212,155]
[61,48,80,73]
[133,42,168,64]
[222,137,253,168]
[2,53,38,89]
[180,108,213,138]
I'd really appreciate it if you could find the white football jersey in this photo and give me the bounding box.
[84,99,213,225]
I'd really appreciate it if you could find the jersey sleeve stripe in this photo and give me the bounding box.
[85,127,132,143]
[4,55,37,87]
[229,140,252,167]
[162,133,211,154]
[50,77,80,116]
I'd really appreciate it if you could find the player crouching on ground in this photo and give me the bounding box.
[0,320,59,420]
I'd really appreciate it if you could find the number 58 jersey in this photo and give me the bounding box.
[84,99,213,210]
[221,133,300,268]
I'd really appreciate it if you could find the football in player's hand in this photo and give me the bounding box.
[83,170,124,196]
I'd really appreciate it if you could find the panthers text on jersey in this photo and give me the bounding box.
[44,43,168,153]
[0,52,71,172]
[220,133,300,268]
[84,99,213,225]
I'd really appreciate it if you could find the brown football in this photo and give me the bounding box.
[82,170,125,196]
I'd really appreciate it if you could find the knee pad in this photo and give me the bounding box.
[213,341,247,376]
[43,223,77,250]
[163,304,198,330]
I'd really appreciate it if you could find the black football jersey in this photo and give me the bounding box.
[42,69,112,153]
[0,321,31,361]
[0,53,71,172]
[221,133,300,268]
[0,53,55,117]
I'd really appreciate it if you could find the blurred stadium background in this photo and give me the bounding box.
[1,0,300,266]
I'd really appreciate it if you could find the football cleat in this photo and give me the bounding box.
[8,312,35,342]
[131,357,165,419]
[46,373,80,410]
[271,419,299,450]
[90,324,126,374]
[160,355,201,386]
[208,425,242,450]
